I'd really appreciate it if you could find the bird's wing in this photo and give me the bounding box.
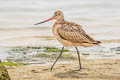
[57,22,97,43]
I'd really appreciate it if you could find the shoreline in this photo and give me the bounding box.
[0,45,120,63]
[8,58,120,80]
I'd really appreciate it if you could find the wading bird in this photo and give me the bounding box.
[34,10,101,71]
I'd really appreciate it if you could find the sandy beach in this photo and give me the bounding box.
[8,57,120,80]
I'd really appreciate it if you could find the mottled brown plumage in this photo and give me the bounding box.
[35,10,101,71]
[52,11,101,47]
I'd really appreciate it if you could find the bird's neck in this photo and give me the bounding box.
[56,18,65,23]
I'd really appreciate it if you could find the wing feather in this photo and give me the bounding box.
[57,22,97,44]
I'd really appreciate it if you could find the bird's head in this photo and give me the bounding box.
[53,10,64,20]
[34,10,64,25]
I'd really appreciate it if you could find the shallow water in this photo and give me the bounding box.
[0,0,120,45]
[0,45,120,64]
[0,0,120,63]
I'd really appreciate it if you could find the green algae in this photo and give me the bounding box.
[34,53,76,60]
[1,62,27,66]
[0,63,11,80]
[44,47,70,53]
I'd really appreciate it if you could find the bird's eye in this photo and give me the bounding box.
[55,14,57,16]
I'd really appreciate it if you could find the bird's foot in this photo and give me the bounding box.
[42,68,55,71]
[42,68,50,71]
[50,67,55,71]
[73,67,84,71]
[73,69,81,71]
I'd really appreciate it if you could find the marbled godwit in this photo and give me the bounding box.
[34,10,101,71]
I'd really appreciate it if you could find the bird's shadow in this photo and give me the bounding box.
[54,69,88,79]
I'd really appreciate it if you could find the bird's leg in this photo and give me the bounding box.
[50,47,64,71]
[75,47,82,71]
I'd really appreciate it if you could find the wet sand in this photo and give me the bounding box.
[8,57,120,80]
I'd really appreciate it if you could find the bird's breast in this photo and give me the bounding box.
[52,24,74,46]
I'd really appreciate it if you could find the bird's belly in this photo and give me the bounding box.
[53,35,96,47]
[56,38,97,47]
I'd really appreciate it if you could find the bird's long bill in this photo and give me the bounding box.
[34,17,53,25]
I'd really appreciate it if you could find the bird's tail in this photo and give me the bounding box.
[96,41,101,44]
[92,41,101,45]
[96,41,107,48]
